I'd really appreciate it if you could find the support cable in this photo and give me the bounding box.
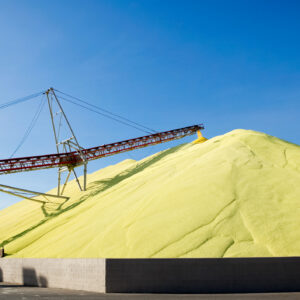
[10,96,46,158]
[58,95,155,135]
[54,89,157,134]
[0,91,43,110]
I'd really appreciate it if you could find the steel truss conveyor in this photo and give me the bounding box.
[0,124,204,175]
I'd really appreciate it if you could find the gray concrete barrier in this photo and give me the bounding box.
[1,257,300,293]
[106,258,300,293]
[0,258,105,293]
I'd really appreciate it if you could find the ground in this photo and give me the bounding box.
[1,283,300,300]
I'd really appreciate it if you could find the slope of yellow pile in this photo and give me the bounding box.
[1,129,300,258]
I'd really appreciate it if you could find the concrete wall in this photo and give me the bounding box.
[0,258,105,293]
[1,257,300,293]
[106,258,300,293]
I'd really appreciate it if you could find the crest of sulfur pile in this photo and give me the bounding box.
[1,129,300,258]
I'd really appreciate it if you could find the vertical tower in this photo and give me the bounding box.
[45,88,87,195]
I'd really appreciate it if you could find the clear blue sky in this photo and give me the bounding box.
[0,0,299,209]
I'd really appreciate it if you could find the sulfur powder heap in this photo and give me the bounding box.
[1,129,300,258]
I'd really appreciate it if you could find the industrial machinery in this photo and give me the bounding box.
[0,88,205,201]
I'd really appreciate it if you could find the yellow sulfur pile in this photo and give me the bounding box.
[1,129,300,258]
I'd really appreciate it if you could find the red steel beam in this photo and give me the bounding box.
[0,124,204,175]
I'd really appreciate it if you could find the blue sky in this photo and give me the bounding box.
[0,0,299,209]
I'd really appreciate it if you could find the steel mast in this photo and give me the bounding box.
[45,88,87,195]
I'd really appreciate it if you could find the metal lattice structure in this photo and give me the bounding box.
[0,124,203,175]
[45,88,88,195]
[0,87,205,198]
